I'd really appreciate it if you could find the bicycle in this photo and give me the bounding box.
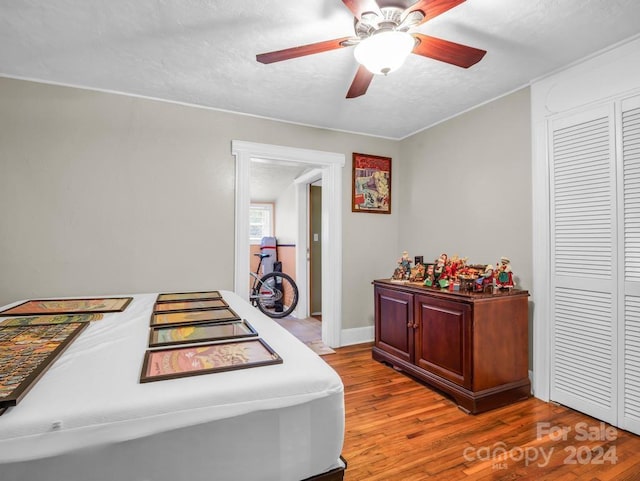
[249,253,299,318]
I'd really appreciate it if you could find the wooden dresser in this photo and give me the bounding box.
[372,279,530,414]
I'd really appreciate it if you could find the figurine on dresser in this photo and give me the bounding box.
[433,253,449,287]
[391,251,412,281]
[423,264,436,287]
[474,264,495,292]
[496,256,515,289]
[409,262,426,282]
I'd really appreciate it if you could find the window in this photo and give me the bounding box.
[249,203,274,244]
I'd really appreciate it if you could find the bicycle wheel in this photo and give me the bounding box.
[254,272,299,318]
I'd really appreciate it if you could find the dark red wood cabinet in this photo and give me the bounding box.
[373,280,530,414]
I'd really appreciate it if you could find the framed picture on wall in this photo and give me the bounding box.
[352,153,391,214]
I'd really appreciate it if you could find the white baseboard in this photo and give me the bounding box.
[340,325,374,347]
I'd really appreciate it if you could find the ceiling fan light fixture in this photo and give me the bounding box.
[354,30,415,75]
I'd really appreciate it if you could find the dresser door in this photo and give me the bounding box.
[414,295,471,389]
[374,286,414,363]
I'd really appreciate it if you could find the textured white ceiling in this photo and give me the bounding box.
[249,161,310,202]
[1,1,640,138]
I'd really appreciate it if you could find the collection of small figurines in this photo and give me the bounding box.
[391,251,413,281]
[390,252,516,292]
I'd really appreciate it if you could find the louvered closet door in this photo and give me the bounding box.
[620,95,640,434]
[549,104,618,425]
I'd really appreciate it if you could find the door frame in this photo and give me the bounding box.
[530,35,640,403]
[231,140,345,347]
[293,168,323,320]
[308,181,323,317]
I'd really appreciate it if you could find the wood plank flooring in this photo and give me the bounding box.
[321,343,640,481]
[274,315,336,355]
[274,315,323,344]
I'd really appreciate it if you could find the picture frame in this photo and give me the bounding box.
[148,319,258,348]
[0,297,133,316]
[0,323,89,409]
[0,314,103,326]
[140,338,283,383]
[156,291,222,303]
[153,298,228,313]
[150,307,241,327]
[352,152,392,214]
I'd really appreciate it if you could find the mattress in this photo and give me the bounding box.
[0,290,345,481]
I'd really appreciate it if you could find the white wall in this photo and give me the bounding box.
[274,183,297,245]
[0,77,400,332]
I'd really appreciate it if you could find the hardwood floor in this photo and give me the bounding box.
[275,315,335,355]
[274,315,322,343]
[322,343,640,481]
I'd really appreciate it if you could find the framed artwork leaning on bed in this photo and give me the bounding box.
[148,319,258,347]
[156,291,223,302]
[0,297,133,316]
[0,314,103,326]
[150,307,241,327]
[140,338,282,382]
[153,298,228,313]
[0,323,89,410]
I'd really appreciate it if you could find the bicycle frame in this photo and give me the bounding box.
[248,252,299,318]
[249,254,275,304]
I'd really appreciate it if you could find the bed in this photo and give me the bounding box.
[0,290,345,481]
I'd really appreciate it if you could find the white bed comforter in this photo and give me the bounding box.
[0,290,344,465]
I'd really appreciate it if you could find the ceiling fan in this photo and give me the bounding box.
[256,0,487,99]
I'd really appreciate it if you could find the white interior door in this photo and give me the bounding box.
[549,103,618,425]
[619,95,640,434]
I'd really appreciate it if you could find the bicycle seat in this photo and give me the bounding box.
[254,253,271,259]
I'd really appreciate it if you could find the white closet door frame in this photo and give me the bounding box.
[531,35,640,435]
[618,94,640,434]
[548,103,618,425]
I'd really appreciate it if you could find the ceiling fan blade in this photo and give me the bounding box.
[405,0,466,26]
[342,0,382,19]
[412,34,486,68]
[257,37,352,64]
[346,65,374,98]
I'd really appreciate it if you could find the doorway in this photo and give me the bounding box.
[231,141,345,347]
[248,161,306,302]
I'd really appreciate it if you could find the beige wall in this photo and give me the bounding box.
[0,77,531,335]
[399,87,533,366]
[398,87,533,292]
[0,77,399,331]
